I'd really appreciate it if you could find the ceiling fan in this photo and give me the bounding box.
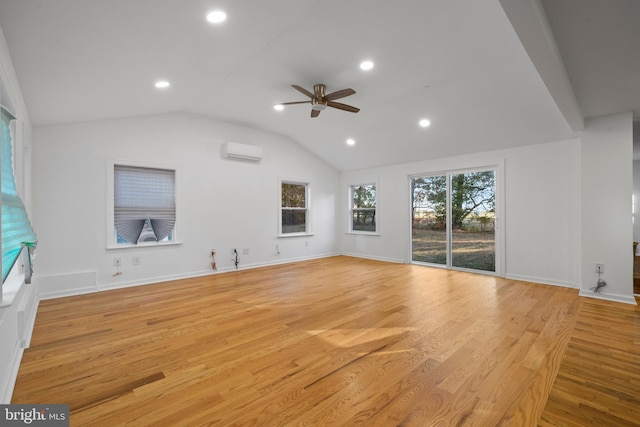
[278,84,360,118]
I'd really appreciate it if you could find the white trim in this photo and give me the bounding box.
[277,232,315,238]
[279,178,311,235]
[0,266,24,308]
[34,271,97,300]
[346,232,381,236]
[107,241,183,250]
[0,284,38,404]
[579,289,638,305]
[107,158,180,248]
[37,253,341,300]
[340,252,404,264]
[408,160,505,277]
[506,273,577,289]
[348,181,378,234]
[0,336,23,404]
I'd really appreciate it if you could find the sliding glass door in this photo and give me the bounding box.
[411,175,447,265]
[411,169,496,273]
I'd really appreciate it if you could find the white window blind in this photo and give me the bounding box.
[114,165,175,244]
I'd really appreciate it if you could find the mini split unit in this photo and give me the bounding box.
[221,141,263,162]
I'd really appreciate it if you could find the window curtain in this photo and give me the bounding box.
[1,107,37,282]
[114,165,175,244]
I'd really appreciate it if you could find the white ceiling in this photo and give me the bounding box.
[0,0,637,171]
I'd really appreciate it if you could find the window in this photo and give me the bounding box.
[110,163,176,246]
[280,181,309,235]
[1,106,37,282]
[350,184,377,233]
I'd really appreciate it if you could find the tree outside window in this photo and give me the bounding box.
[351,184,376,232]
[281,181,308,234]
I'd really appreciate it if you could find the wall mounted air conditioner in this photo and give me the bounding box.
[222,141,263,162]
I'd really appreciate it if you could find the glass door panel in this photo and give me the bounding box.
[450,171,496,272]
[411,175,447,265]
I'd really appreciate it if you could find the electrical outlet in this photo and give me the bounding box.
[242,248,249,255]
[596,263,604,274]
[113,258,121,267]
[132,256,140,266]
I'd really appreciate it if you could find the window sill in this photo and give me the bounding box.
[346,231,380,236]
[278,233,315,238]
[107,241,183,250]
[0,273,24,308]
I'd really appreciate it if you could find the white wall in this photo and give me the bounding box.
[341,138,581,288]
[339,113,636,304]
[580,113,634,303]
[633,160,640,246]
[0,22,39,403]
[31,113,340,297]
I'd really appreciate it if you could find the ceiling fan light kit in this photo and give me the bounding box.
[279,84,360,118]
[311,99,327,111]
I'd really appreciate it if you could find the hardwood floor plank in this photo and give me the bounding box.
[540,296,640,426]
[10,256,640,426]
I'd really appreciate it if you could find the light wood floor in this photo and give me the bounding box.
[11,256,640,426]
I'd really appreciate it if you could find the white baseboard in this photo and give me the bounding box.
[37,253,341,298]
[578,289,637,305]
[34,271,97,300]
[340,252,405,264]
[505,273,577,289]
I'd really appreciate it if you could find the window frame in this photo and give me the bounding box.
[278,179,312,237]
[107,159,181,249]
[348,181,379,235]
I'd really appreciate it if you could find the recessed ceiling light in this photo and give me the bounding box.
[419,119,431,128]
[273,104,284,111]
[206,10,227,24]
[360,60,374,71]
[155,80,170,89]
[346,138,356,146]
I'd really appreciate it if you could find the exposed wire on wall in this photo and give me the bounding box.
[210,249,217,270]
[592,271,606,293]
[232,249,239,269]
[112,261,122,277]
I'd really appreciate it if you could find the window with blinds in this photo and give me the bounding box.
[113,164,176,245]
[1,106,37,282]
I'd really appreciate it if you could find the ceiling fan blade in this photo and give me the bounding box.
[279,101,310,105]
[327,101,360,113]
[292,85,314,98]
[325,88,355,101]
[311,109,321,118]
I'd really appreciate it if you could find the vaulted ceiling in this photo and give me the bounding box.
[0,0,638,171]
